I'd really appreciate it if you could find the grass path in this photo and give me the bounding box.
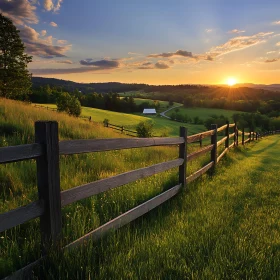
[37,136,280,279]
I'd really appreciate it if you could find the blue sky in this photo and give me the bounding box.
[1,0,280,84]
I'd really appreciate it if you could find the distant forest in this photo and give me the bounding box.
[32,77,280,116]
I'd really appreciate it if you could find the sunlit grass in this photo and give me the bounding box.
[1,99,280,279]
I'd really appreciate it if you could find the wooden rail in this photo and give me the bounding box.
[1,120,271,278]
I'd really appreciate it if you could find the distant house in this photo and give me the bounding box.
[143,108,157,115]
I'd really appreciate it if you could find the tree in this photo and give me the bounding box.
[136,121,154,137]
[0,14,32,99]
[56,92,81,117]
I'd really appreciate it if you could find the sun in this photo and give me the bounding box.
[226,77,237,86]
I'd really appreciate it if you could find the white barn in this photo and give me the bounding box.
[143,108,157,115]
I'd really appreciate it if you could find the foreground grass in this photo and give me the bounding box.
[35,136,280,279]
[1,99,280,279]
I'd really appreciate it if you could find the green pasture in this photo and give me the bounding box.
[1,98,280,279]
[166,107,244,121]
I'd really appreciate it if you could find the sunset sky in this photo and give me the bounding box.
[1,0,280,85]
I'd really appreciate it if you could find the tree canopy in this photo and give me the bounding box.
[0,13,32,99]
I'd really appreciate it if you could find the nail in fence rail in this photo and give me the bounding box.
[35,121,62,252]
[1,121,273,279]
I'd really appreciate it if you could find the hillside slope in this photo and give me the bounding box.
[36,135,280,279]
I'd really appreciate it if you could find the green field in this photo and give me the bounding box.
[35,104,204,136]
[1,98,280,279]
[166,107,244,121]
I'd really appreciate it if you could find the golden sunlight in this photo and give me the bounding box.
[226,77,237,86]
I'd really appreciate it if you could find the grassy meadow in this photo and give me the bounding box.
[165,107,244,121]
[1,98,280,279]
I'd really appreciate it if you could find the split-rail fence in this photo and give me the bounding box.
[0,121,277,279]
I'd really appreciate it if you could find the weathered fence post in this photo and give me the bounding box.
[35,121,62,253]
[234,122,237,146]
[179,127,187,188]
[249,131,252,142]
[242,127,245,145]
[121,126,124,134]
[199,135,202,147]
[211,124,217,166]
[252,131,255,141]
[225,121,229,149]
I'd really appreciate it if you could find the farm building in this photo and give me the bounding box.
[143,108,157,115]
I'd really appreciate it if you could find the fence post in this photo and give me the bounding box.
[242,127,245,145]
[225,121,229,149]
[121,126,124,134]
[35,121,62,253]
[252,131,254,141]
[234,122,237,146]
[199,135,202,147]
[179,127,187,188]
[249,131,251,142]
[211,124,217,166]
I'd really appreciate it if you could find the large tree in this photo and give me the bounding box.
[0,13,32,99]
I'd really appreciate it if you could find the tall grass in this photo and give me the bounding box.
[1,99,279,279]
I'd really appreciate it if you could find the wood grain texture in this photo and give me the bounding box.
[244,138,250,144]
[187,144,214,162]
[186,161,214,184]
[61,158,184,207]
[59,137,184,155]
[35,121,62,249]
[217,136,227,147]
[187,129,215,144]
[64,184,182,250]
[0,143,43,164]
[0,200,45,233]
[229,123,235,128]
[217,148,228,163]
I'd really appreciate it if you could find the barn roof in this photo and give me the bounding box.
[143,108,156,114]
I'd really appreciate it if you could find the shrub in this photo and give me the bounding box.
[103,118,109,127]
[136,121,154,137]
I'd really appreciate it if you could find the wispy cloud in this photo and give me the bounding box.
[228,29,246,34]
[41,30,47,36]
[0,0,38,25]
[272,20,280,25]
[205,29,213,33]
[148,49,194,58]
[155,61,169,69]
[19,25,71,58]
[57,39,68,44]
[208,32,274,57]
[50,21,58,27]
[32,59,73,64]
[79,59,120,68]
[265,58,279,63]
[44,0,63,13]
[276,42,280,46]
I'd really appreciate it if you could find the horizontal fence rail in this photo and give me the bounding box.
[1,119,277,279]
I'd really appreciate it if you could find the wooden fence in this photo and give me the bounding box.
[0,121,278,279]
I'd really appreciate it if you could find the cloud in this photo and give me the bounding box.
[57,39,68,44]
[265,58,279,63]
[128,52,142,56]
[41,30,47,36]
[272,20,280,25]
[228,29,246,34]
[276,42,280,46]
[32,59,73,64]
[148,49,194,58]
[50,21,58,27]
[79,59,120,68]
[0,0,38,25]
[205,29,213,33]
[19,25,71,58]
[208,32,274,57]
[155,62,169,69]
[44,0,63,12]
[267,51,276,54]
